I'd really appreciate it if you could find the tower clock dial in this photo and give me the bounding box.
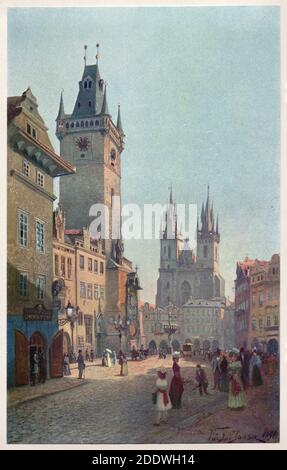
[75,136,91,151]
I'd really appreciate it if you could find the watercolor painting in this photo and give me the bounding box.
[6,5,280,444]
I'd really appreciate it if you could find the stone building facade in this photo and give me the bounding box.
[141,302,184,353]
[234,257,258,349]
[248,254,280,353]
[7,88,74,386]
[182,298,225,352]
[55,52,138,352]
[53,206,107,358]
[234,255,280,353]
[156,188,225,309]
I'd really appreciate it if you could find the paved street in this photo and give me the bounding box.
[7,356,279,444]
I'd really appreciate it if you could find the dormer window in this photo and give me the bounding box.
[88,81,92,88]
[84,81,87,89]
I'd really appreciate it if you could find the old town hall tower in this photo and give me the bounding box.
[56,48,125,260]
[55,47,134,349]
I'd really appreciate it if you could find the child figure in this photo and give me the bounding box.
[195,364,209,396]
[154,368,172,426]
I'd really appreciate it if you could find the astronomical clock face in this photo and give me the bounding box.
[127,291,138,338]
[75,136,91,152]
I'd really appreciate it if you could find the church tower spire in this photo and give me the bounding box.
[117,104,125,136]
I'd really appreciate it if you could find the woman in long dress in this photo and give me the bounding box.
[118,350,128,376]
[219,352,229,392]
[169,352,184,409]
[250,351,263,386]
[106,351,112,368]
[228,349,245,410]
[154,368,172,426]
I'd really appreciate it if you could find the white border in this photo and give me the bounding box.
[1,0,286,451]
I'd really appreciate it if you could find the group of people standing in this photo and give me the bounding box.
[75,348,129,379]
[153,345,277,425]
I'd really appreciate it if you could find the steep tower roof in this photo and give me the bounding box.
[116,104,125,136]
[56,91,65,121]
[72,50,105,117]
[201,185,216,233]
[100,83,111,116]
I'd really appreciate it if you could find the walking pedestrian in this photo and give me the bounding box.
[30,350,39,386]
[118,350,128,376]
[106,350,112,368]
[90,349,94,362]
[227,348,246,410]
[102,352,107,367]
[85,348,90,362]
[219,351,229,392]
[63,353,71,375]
[250,351,263,386]
[169,351,184,409]
[77,349,85,379]
[195,364,209,395]
[153,368,172,426]
[38,349,46,384]
[210,349,221,390]
[112,350,117,366]
[239,347,250,389]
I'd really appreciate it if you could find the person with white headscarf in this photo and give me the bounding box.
[153,367,172,426]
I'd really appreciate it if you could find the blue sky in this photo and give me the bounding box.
[8,6,280,303]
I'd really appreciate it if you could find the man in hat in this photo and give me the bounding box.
[153,367,172,425]
[77,349,85,379]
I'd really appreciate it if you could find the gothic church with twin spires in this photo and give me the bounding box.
[156,188,225,308]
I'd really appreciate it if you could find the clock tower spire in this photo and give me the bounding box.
[56,47,125,255]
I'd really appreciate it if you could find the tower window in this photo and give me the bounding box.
[89,81,92,88]
[110,149,116,166]
[81,121,84,127]
[78,102,81,108]
[66,122,69,129]
[95,120,99,126]
[168,246,171,259]
[90,120,93,126]
[89,101,92,108]
[71,122,74,128]
[166,281,170,289]
[84,81,87,89]
[76,121,79,127]
[85,121,88,127]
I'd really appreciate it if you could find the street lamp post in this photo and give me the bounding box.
[114,316,130,350]
[163,304,178,354]
[57,302,79,355]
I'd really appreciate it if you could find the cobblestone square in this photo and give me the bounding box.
[7,356,279,444]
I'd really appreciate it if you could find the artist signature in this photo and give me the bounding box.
[208,427,279,443]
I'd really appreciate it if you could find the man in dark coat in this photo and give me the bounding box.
[239,347,250,389]
[195,364,209,395]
